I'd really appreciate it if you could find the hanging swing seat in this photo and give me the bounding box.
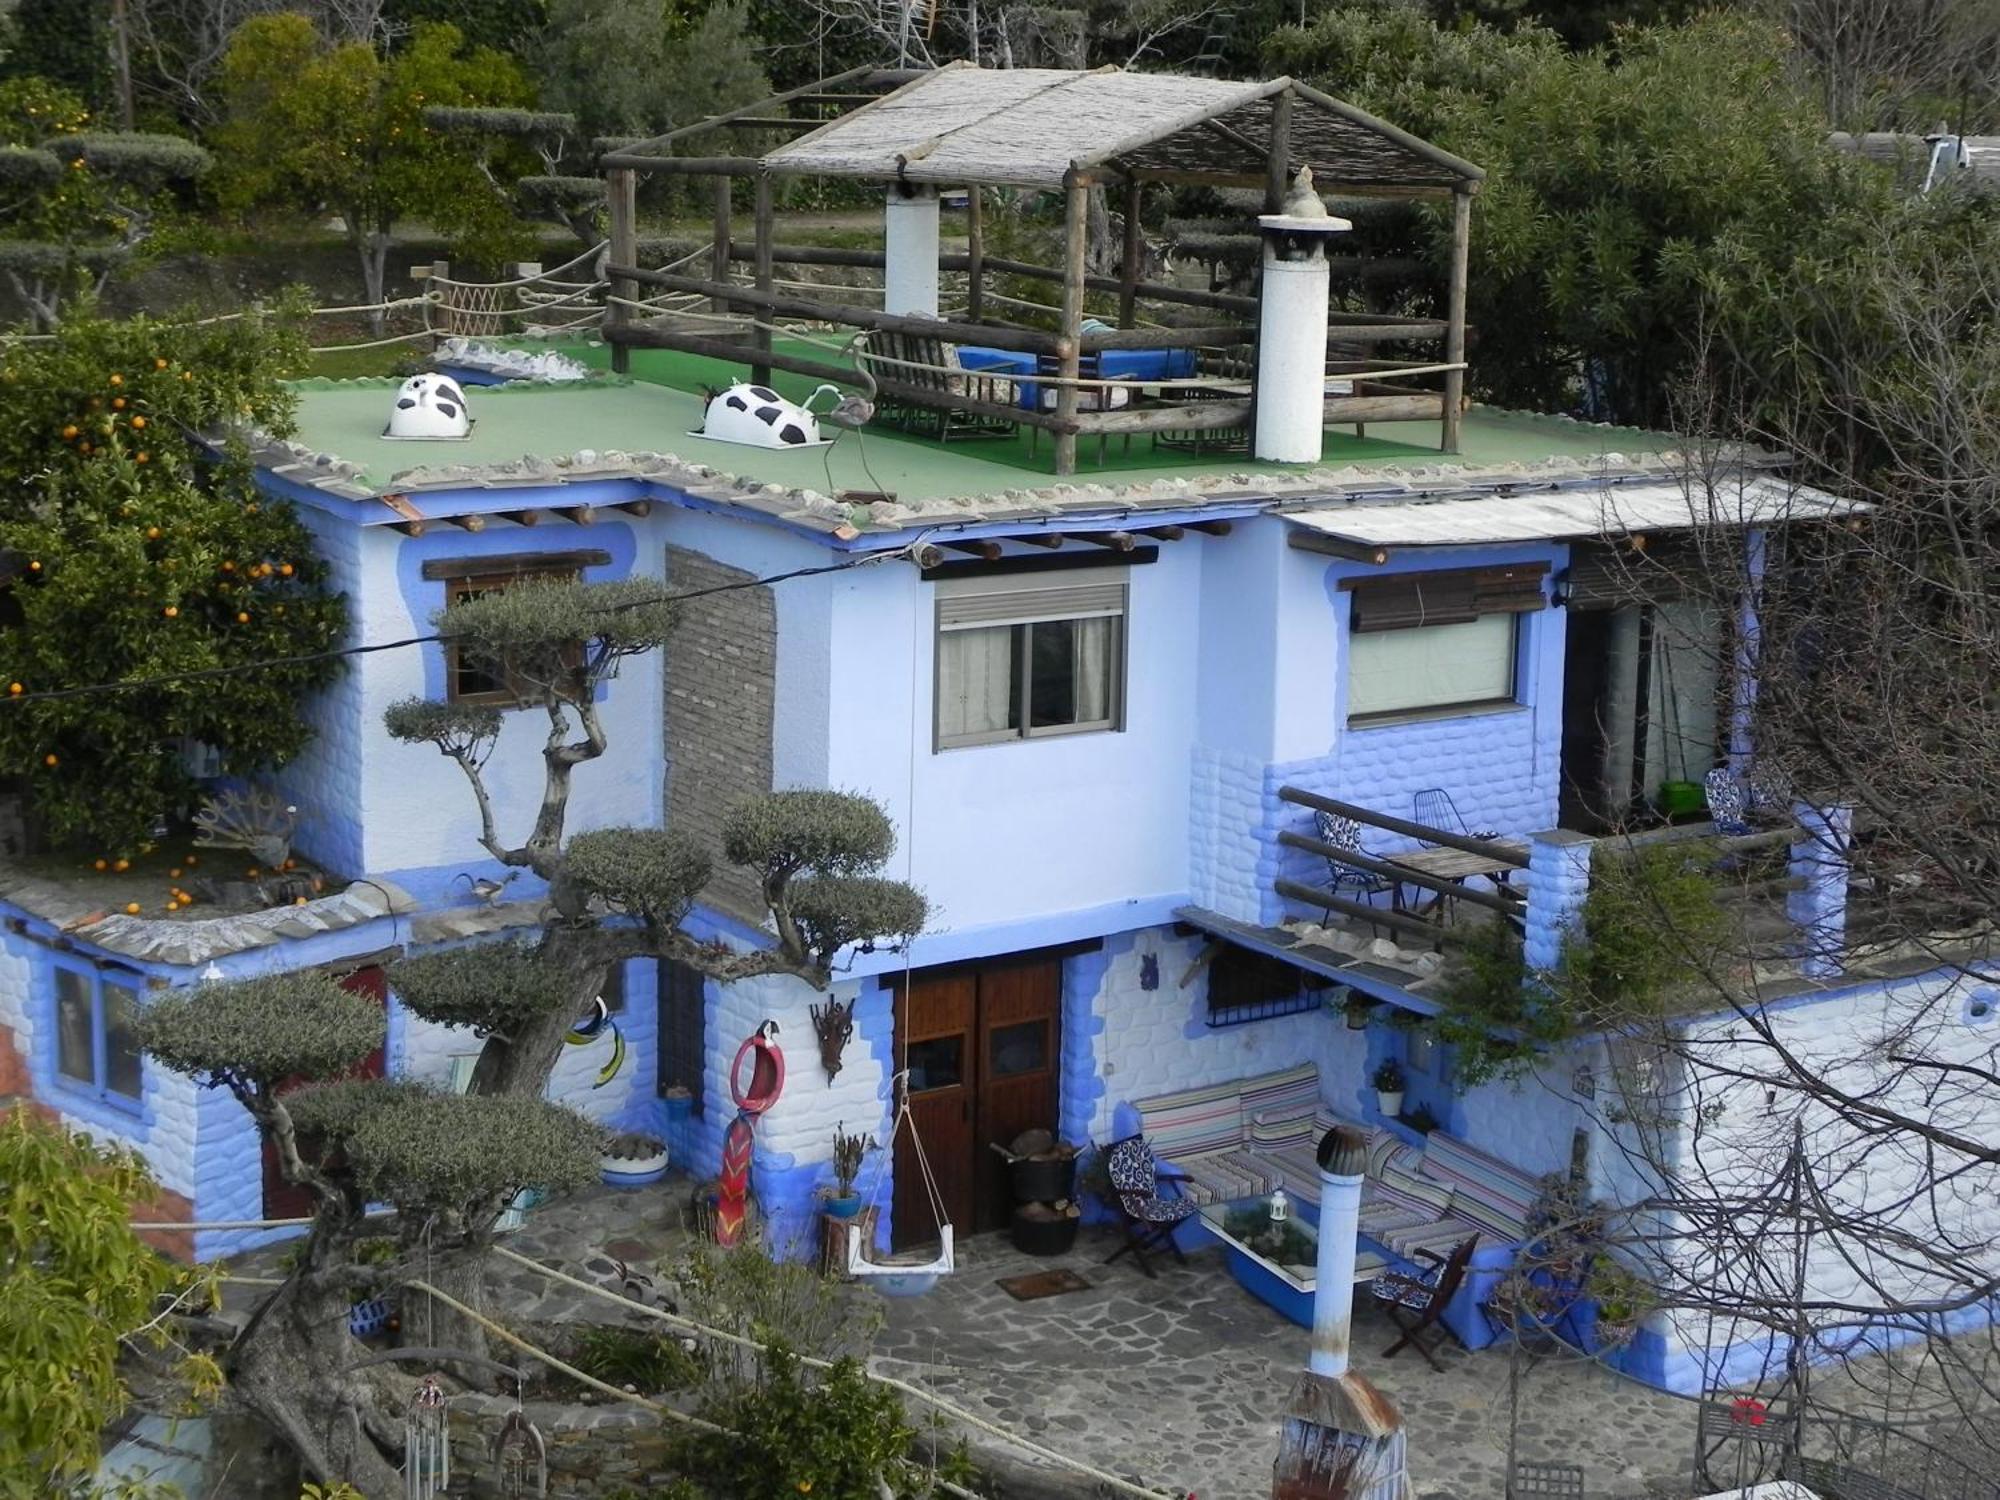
[845,1072,956,1296]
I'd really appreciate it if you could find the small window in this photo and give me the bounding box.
[656,958,706,1115]
[50,961,143,1110]
[445,566,580,705]
[1204,944,1323,1027]
[906,1036,964,1092]
[989,1019,1050,1079]
[935,572,1126,747]
[1348,613,1518,720]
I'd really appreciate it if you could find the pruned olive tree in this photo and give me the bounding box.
[135,575,925,1490]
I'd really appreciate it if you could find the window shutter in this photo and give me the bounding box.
[938,579,1126,629]
[1565,542,1685,611]
[1347,563,1548,632]
[1469,562,1550,614]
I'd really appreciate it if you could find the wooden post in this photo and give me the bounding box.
[429,259,452,346]
[966,186,985,323]
[752,170,775,385]
[1264,86,1295,214]
[709,175,732,317]
[1054,173,1090,477]
[1442,185,1472,454]
[1117,176,1142,329]
[606,168,637,375]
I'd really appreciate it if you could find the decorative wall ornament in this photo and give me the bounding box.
[1139,953,1160,992]
[192,786,299,869]
[809,993,856,1083]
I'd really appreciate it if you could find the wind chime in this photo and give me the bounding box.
[492,1371,548,1499]
[403,1374,450,1499]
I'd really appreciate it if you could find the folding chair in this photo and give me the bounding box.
[1313,808,1394,901]
[1368,1234,1480,1369]
[1703,767,1753,835]
[1413,788,1499,846]
[1101,1136,1199,1280]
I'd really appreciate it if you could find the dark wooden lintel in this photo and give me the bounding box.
[498,508,540,527]
[1288,530,1389,565]
[1014,533,1065,549]
[387,520,427,538]
[1187,519,1234,536]
[420,548,613,582]
[1073,530,1137,552]
[943,539,1003,561]
[1141,525,1186,541]
[614,500,654,517]
[556,505,598,525]
[444,514,487,533]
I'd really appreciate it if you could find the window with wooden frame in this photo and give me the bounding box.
[440,562,583,706]
[934,570,1127,748]
[656,957,706,1115]
[1204,943,1324,1026]
[51,958,143,1112]
[1343,563,1547,722]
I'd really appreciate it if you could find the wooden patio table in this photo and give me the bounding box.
[1385,842,1529,922]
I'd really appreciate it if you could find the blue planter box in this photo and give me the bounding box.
[1218,1242,1316,1326]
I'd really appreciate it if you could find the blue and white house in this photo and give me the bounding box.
[0,66,1988,1400]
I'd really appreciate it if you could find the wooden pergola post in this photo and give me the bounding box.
[606,168,637,374]
[709,175,732,316]
[1264,86,1295,213]
[1054,172,1090,477]
[1442,185,1473,454]
[966,186,985,322]
[752,169,775,385]
[1117,176,1143,329]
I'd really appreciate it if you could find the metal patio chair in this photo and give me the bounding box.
[1313,808,1394,902]
[1412,788,1499,846]
[1101,1135,1199,1280]
[1368,1233,1480,1369]
[1704,767,1753,835]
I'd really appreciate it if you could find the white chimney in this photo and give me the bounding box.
[884,184,941,317]
[1310,1124,1369,1377]
[1254,169,1352,464]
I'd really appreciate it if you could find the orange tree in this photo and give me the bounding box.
[0,306,346,853]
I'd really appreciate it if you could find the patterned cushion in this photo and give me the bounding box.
[1367,1130,1405,1179]
[1176,1148,1276,1206]
[1378,1215,1482,1261]
[1247,1110,1315,1149]
[1416,1134,1539,1244]
[1239,1063,1321,1129]
[1131,1196,1200,1224]
[1380,1159,1456,1217]
[1133,1079,1246,1161]
[1261,1142,1326,1205]
[1369,1264,1442,1309]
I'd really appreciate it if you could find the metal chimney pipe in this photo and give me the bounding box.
[1310,1125,1372,1379]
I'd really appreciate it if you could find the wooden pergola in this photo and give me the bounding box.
[600,64,1484,476]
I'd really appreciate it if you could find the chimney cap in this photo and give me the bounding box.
[1316,1123,1370,1175]
[1258,211,1352,236]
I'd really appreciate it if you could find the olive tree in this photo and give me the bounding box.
[137,574,924,1490]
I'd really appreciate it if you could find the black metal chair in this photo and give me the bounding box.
[1413,788,1500,846]
[1101,1135,1199,1279]
[1313,808,1394,902]
[1368,1234,1480,1369]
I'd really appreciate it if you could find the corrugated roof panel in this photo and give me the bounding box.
[1283,478,1861,546]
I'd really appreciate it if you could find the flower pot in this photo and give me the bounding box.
[601,1144,669,1189]
[664,1089,694,1123]
[1009,1154,1078,1204]
[1376,1089,1405,1118]
[1010,1202,1081,1257]
[349,1295,394,1338]
[1660,779,1706,818]
[824,1192,863,1219]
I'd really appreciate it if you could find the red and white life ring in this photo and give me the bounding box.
[729,1023,785,1115]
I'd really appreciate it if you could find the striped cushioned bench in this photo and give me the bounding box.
[1415,1130,1540,1243]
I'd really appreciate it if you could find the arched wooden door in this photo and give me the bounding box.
[261,963,388,1221]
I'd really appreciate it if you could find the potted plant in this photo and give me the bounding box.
[663,1085,694,1123]
[1370,1059,1407,1118]
[1585,1261,1653,1351]
[600,1130,669,1189]
[824,1123,871,1218]
[1339,992,1379,1030]
[1403,1102,1441,1134]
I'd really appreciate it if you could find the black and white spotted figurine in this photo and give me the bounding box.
[696,382,826,449]
[384,372,472,440]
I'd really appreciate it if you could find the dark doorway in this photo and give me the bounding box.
[890,952,1063,1249]
[1559,606,1625,830]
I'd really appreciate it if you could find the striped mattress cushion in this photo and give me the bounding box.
[1416,1133,1539,1243]
[1133,1079,1246,1160]
[1247,1110,1315,1150]
[1380,1158,1456,1217]
[1377,1214,1483,1261]
[1239,1063,1322,1128]
[1175,1148,1278,1206]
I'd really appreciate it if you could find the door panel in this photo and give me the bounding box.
[263,965,387,1221]
[893,972,976,1250]
[974,957,1062,1233]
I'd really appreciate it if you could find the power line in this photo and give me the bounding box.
[0,541,925,710]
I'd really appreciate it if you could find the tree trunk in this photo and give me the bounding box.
[466,959,609,1098]
[355,224,392,336]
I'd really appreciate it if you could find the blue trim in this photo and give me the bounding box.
[843,893,1190,978]
[43,950,148,1122]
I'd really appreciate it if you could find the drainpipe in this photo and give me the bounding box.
[1311,1125,1371,1378]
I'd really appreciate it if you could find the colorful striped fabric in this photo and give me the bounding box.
[1239,1062,1320,1125]
[1177,1148,1281,1205]
[1133,1077,1248,1160]
[1380,1158,1457,1216]
[1415,1132,1539,1242]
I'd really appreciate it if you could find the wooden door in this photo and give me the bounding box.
[262,964,387,1220]
[973,956,1062,1233]
[893,971,977,1251]
[891,954,1063,1248]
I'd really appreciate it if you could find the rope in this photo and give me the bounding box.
[487,1245,1180,1500]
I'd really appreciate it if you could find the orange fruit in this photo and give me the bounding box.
[235,611,249,624]
[221,561,235,572]
[136,452,149,464]
[93,858,107,871]
[112,858,129,872]
[78,442,90,455]
[42,753,56,766]
[6,683,19,695]
[169,867,181,879]
[109,373,122,386]
[60,424,77,439]
[280,563,293,576]
[154,357,168,370]
[129,415,146,429]
[26,561,38,572]
[112,397,125,410]
[146,526,160,539]
[163,606,177,619]
[181,371,192,381]
[185,855,197,866]
[124,902,141,915]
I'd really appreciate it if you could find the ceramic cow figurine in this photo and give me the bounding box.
[385,373,471,439]
[698,382,825,448]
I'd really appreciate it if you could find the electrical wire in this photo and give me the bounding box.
[0,540,929,709]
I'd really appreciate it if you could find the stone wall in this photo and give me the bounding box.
[663,545,776,918]
[447,1391,679,1500]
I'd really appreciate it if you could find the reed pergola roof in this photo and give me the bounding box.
[762,63,1483,194]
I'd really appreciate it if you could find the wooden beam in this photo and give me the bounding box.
[386,520,426,538]
[966,185,985,323]
[1277,786,1530,869]
[557,504,597,525]
[1186,519,1233,536]
[1277,831,1521,917]
[1073,530,1136,551]
[497,509,540,527]
[1274,878,1466,949]
[1265,85,1294,214]
[1118,176,1142,329]
[943,539,1003,561]
[444,514,486,532]
[421,549,612,581]
[1014,533,1065,548]
[1443,186,1472,455]
[1079,323,1253,352]
[906,543,946,569]
[1141,525,1186,541]
[597,153,764,175]
[1321,393,1445,423]
[606,166,637,375]
[615,65,884,153]
[612,500,654,517]
[751,170,774,386]
[1288,530,1389,565]
[1054,173,1089,478]
[710,175,733,316]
